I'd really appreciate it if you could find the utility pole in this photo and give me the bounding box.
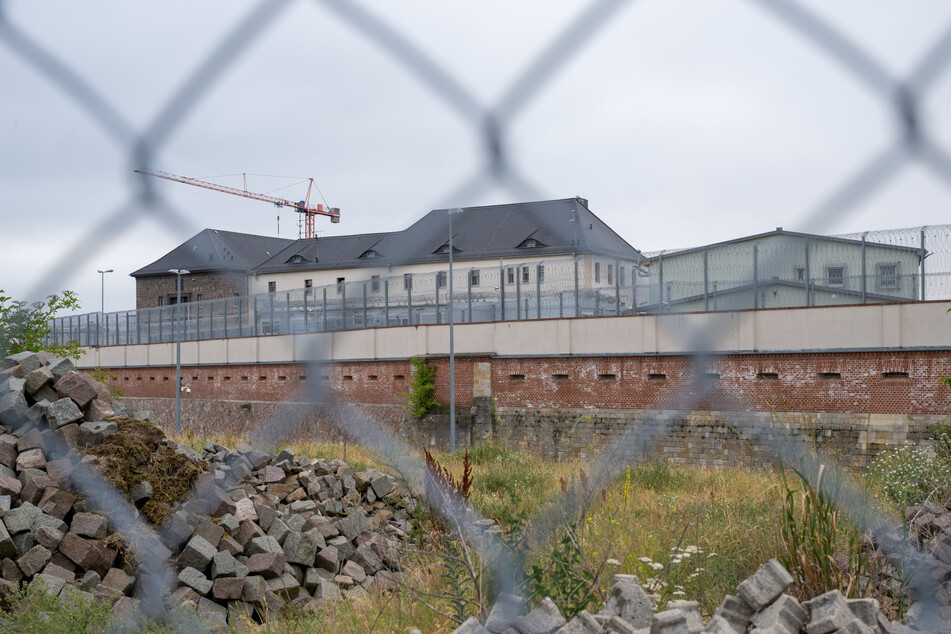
[448,207,464,453]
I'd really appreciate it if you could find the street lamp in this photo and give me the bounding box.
[447,207,464,453]
[169,268,190,434]
[97,269,113,314]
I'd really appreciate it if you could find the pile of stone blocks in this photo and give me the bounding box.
[0,351,417,629]
[451,559,942,634]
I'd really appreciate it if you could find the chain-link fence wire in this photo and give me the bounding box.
[4,0,951,629]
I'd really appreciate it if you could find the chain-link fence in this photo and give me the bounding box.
[5,0,951,630]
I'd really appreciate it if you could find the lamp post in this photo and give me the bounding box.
[97,269,113,314]
[448,207,464,453]
[169,269,190,434]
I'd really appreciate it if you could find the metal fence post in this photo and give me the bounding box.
[322,288,327,331]
[362,282,368,327]
[559,292,563,318]
[407,276,413,325]
[805,240,811,306]
[341,284,347,330]
[285,292,291,334]
[197,301,202,340]
[467,271,473,322]
[96,313,100,347]
[753,245,759,310]
[384,280,389,326]
[861,234,867,303]
[573,256,579,317]
[537,265,542,319]
[436,281,441,324]
[595,289,600,316]
[658,253,664,312]
[224,300,229,338]
[500,266,506,321]
[614,257,620,315]
[921,227,927,301]
[303,291,308,332]
[703,249,709,311]
[516,268,521,320]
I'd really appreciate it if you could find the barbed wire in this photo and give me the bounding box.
[3,0,951,630]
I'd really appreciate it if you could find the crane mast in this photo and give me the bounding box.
[135,168,340,238]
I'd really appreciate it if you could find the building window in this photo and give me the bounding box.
[607,264,614,285]
[796,268,805,282]
[826,266,844,287]
[537,265,545,284]
[469,269,480,286]
[507,267,514,284]
[268,281,276,293]
[196,294,203,302]
[618,266,625,286]
[304,279,312,288]
[878,264,898,289]
[437,271,447,288]
[371,275,381,292]
[403,274,412,290]
[595,262,601,283]
[521,266,529,283]
[336,277,345,294]
[288,254,305,264]
[158,297,164,306]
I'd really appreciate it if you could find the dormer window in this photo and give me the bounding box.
[435,244,459,255]
[518,237,546,248]
[360,250,379,259]
[286,254,306,264]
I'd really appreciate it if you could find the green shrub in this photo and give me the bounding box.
[403,358,439,419]
[868,445,951,511]
[0,290,83,360]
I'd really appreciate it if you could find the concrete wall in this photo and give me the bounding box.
[78,300,951,368]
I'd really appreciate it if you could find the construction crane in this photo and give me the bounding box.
[135,168,340,239]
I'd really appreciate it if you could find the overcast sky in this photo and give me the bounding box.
[2,0,950,314]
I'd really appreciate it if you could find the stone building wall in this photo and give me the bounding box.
[135,271,248,309]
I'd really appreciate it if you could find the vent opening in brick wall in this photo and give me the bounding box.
[648,373,666,382]
[818,372,842,380]
[757,372,779,380]
[882,371,909,379]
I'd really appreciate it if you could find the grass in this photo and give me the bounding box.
[36,432,879,631]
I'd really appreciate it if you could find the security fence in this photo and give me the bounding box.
[47,229,951,347]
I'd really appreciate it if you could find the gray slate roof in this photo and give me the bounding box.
[252,197,642,274]
[131,229,295,277]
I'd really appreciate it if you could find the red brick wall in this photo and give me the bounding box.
[492,351,951,415]
[96,350,951,415]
